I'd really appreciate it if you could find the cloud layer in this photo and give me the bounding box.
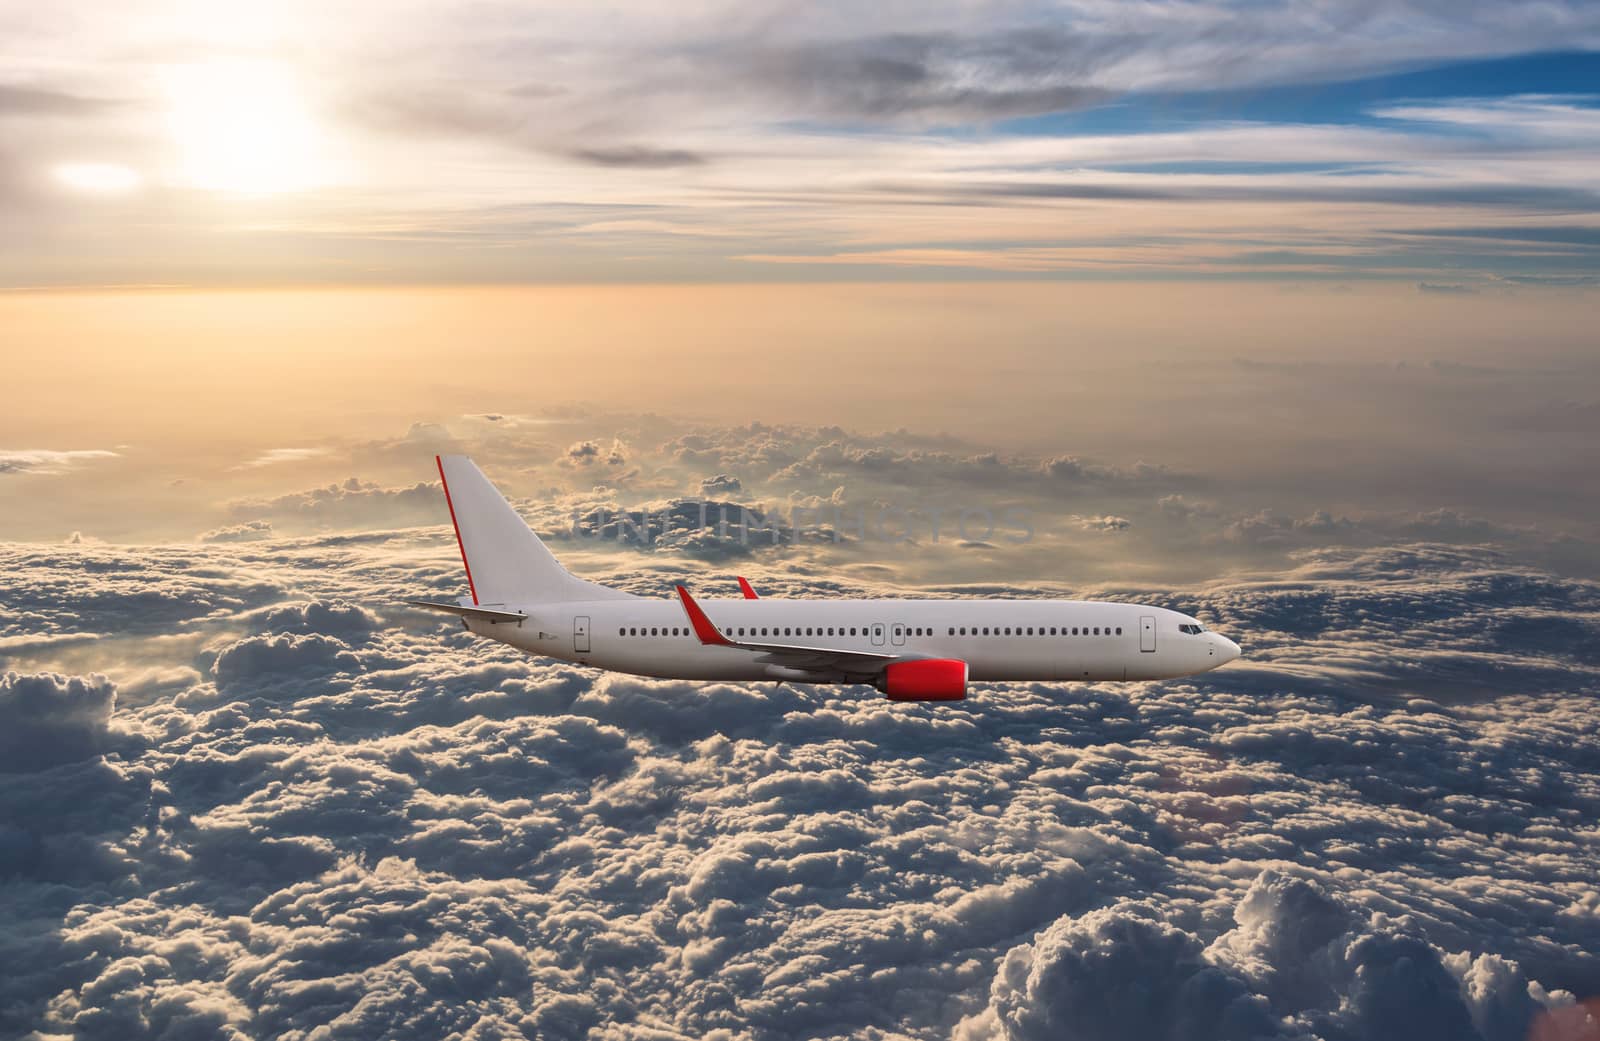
[1,526,1597,1039]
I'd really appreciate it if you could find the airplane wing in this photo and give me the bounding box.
[675,584,900,677]
[405,598,528,624]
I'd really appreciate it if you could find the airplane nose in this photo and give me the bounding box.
[1219,636,1241,663]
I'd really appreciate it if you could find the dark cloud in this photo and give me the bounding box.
[562,439,627,467]
[734,31,1110,124]
[699,473,742,495]
[199,520,274,543]
[569,145,706,168]
[211,633,362,690]
[0,82,112,117]
[0,671,117,772]
[894,178,1600,211]
[567,497,846,560]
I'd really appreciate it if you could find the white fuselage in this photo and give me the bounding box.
[466,598,1239,684]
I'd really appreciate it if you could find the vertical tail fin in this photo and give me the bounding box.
[435,455,632,605]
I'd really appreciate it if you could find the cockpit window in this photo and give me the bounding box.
[1178,623,1205,634]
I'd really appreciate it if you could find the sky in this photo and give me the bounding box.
[3,4,1600,1040]
[3,0,1600,286]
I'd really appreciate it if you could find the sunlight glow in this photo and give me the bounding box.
[54,162,141,194]
[164,59,329,194]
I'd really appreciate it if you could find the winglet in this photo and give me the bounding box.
[675,585,735,646]
[736,576,759,599]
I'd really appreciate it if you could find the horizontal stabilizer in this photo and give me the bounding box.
[404,598,528,624]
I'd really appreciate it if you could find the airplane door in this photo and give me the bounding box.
[1139,615,1156,653]
[574,615,591,654]
[870,622,886,646]
[891,622,906,646]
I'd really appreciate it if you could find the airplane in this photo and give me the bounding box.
[407,456,1241,701]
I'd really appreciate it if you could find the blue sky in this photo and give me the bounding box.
[1002,50,1600,136]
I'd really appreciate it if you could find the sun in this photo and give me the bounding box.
[164,59,330,194]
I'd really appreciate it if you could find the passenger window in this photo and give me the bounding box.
[1116,627,1122,635]
[1072,627,1079,635]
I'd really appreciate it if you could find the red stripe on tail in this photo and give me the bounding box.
[436,455,479,605]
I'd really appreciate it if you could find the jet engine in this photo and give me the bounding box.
[877,658,967,701]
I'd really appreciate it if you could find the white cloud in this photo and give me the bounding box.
[0,449,118,476]
[234,447,332,470]
[1,533,1598,1037]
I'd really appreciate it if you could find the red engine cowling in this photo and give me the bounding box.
[878,658,968,701]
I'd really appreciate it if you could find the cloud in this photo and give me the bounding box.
[564,440,628,467]
[728,32,1110,124]
[0,671,117,772]
[569,145,705,168]
[0,82,112,117]
[0,448,118,476]
[1073,514,1131,532]
[2,481,1600,1038]
[699,474,742,495]
[963,871,1565,1041]
[199,520,274,543]
[211,632,363,690]
[6,5,1600,285]
[234,447,331,469]
[226,477,442,532]
[969,898,1287,1041]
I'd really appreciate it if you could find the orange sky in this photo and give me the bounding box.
[3,282,1596,575]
